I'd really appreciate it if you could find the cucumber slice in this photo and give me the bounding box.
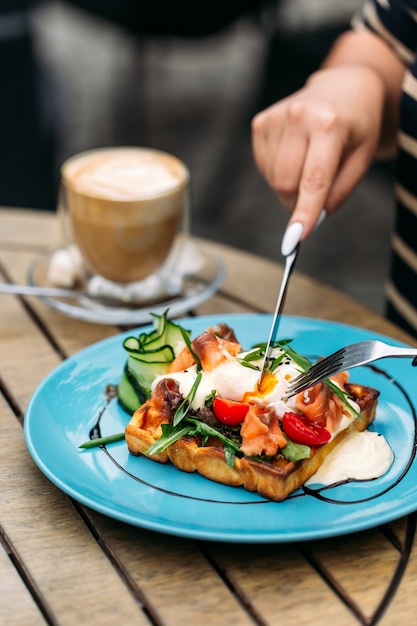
[117,366,147,414]
[144,316,189,355]
[123,315,189,356]
[164,319,190,355]
[127,357,171,399]
[123,336,141,352]
[118,310,191,413]
[123,341,175,364]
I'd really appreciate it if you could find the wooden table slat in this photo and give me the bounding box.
[208,542,359,626]
[1,398,150,625]
[0,543,45,626]
[92,515,256,626]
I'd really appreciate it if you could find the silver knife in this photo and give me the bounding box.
[259,211,326,383]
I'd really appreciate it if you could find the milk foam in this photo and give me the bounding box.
[63,148,188,200]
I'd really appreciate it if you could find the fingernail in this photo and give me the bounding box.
[281,222,304,256]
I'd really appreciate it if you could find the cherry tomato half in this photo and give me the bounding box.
[282,412,331,446]
[213,397,250,426]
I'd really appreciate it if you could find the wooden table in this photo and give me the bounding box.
[2,207,417,626]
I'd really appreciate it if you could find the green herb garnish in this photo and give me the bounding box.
[173,371,202,426]
[236,359,260,371]
[79,432,125,449]
[254,339,356,414]
[269,349,290,372]
[326,379,360,416]
[145,416,240,467]
[145,423,194,456]
[236,347,263,371]
[179,326,202,372]
[204,389,216,408]
[281,343,312,372]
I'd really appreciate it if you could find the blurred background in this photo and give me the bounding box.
[4,0,396,315]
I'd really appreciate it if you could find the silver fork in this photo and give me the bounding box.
[283,339,417,399]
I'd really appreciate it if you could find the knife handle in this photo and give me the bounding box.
[281,209,326,257]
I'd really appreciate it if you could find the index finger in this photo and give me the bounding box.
[290,126,345,239]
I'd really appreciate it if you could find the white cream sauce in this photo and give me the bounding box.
[305,430,394,486]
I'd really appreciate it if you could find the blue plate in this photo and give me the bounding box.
[24,314,417,543]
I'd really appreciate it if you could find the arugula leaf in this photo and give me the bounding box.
[185,418,240,449]
[145,416,240,467]
[173,371,202,426]
[145,423,195,456]
[184,417,240,467]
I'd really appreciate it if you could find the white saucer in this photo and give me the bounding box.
[27,243,226,325]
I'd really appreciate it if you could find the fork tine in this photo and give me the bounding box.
[298,341,372,382]
[299,349,346,378]
[283,339,417,401]
[284,342,367,399]
[328,341,375,371]
[287,347,347,386]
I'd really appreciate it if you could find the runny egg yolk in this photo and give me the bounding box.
[242,372,277,402]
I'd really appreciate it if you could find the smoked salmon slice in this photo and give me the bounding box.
[295,371,349,433]
[240,405,287,456]
[167,326,241,373]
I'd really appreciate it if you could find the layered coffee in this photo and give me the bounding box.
[61,147,189,283]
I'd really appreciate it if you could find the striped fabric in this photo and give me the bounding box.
[353,0,417,337]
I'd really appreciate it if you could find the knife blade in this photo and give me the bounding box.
[259,211,326,384]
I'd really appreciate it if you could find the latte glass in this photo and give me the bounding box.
[56,146,190,301]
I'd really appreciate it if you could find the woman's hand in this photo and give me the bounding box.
[252,64,385,238]
[251,30,405,239]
